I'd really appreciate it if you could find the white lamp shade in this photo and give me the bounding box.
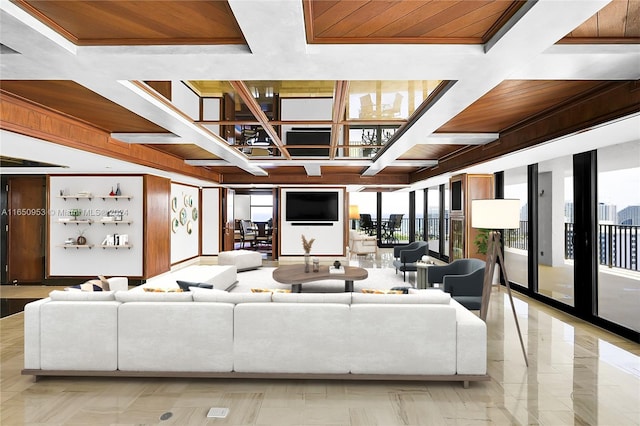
[471,199,520,229]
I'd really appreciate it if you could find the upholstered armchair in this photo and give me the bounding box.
[392,241,428,281]
[426,258,486,310]
[349,230,377,258]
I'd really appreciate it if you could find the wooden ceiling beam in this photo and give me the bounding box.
[229,80,291,160]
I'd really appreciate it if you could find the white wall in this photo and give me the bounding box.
[280,188,345,256]
[170,183,200,264]
[280,98,332,145]
[201,188,220,255]
[49,176,144,276]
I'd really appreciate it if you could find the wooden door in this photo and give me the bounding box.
[7,176,45,283]
[222,188,235,251]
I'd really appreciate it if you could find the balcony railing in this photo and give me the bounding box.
[360,217,637,272]
[508,222,638,272]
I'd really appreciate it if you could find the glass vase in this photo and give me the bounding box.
[304,253,310,273]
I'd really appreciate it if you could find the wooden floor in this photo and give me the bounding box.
[2,254,639,425]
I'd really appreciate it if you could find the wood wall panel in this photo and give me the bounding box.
[143,175,170,279]
[0,93,221,183]
[561,0,640,43]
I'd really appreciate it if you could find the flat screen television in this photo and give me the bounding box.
[286,131,330,156]
[286,191,339,222]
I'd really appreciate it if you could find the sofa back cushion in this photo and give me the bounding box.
[192,288,271,304]
[49,290,116,301]
[115,291,193,303]
[272,292,352,304]
[352,290,450,304]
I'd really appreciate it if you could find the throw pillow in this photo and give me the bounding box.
[143,287,184,293]
[251,288,291,293]
[65,279,104,292]
[361,289,403,294]
[97,275,110,291]
[176,280,214,291]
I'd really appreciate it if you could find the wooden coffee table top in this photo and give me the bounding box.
[272,264,368,284]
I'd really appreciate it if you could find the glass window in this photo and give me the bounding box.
[504,167,529,287]
[350,192,378,237]
[250,194,272,222]
[537,156,574,306]
[597,140,640,332]
[443,184,450,257]
[381,192,409,245]
[415,189,424,241]
[427,187,440,254]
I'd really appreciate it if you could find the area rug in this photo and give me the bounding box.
[230,266,411,293]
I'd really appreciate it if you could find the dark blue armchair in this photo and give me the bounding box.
[392,241,428,282]
[426,258,486,310]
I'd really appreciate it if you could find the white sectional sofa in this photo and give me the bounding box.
[23,286,488,387]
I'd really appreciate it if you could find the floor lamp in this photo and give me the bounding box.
[472,199,529,367]
[349,205,359,230]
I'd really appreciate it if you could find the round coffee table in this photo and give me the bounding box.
[272,264,368,293]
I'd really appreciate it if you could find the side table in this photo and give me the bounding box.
[416,260,436,289]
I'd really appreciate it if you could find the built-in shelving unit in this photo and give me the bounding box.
[49,176,144,277]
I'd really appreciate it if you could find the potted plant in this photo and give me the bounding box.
[69,208,82,221]
[473,228,500,284]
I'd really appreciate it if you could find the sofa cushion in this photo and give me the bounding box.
[192,288,272,304]
[407,288,452,304]
[50,290,116,301]
[351,291,450,304]
[115,291,193,303]
[272,292,352,304]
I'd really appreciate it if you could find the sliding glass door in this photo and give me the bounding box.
[537,156,575,306]
[597,141,640,332]
[503,167,529,287]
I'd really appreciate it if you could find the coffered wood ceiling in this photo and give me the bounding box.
[1,0,639,189]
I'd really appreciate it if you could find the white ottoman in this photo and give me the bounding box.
[218,250,262,271]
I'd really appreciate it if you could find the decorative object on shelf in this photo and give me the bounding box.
[69,208,82,219]
[64,237,75,245]
[472,198,528,367]
[192,208,198,221]
[179,208,187,225]
[109,187,115,196]
[301,234,315,273]
[312,258,319,272]
[333,260,341,269]
[108,209,123,221]
[76,228,87,245]
[171,197,177,212]
[115,183,122,196]
[186,221,193,235]
[171,218,179,233]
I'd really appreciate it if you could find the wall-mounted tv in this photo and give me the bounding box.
[286,191,339,222]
